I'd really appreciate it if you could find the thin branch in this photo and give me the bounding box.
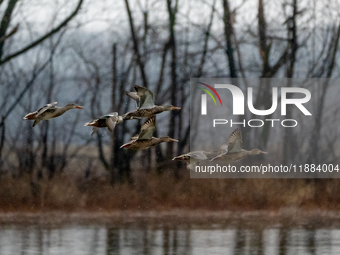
[196,0,216,77]
[0,23,19,43]
[0,0,19,59]
[0,0,83,66]
[124,0,148,88]
[0,28,66,129]
[0,59,49,129]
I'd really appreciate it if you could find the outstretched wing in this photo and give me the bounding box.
[227,128,243,153]
[134,85,155,109]
[35,102,58,118]
[138,116,156,140]
[219,143,228,152]
[187,151,209,160]
[131,134,139,140]
[106,118,117,133]
[210,152,227,161]
[105,112,121,132]
[125,91,141,108]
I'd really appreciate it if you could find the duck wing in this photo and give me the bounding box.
[35,102,58,118]
[186,151,210,172]
[227,128,243,153]
[138,116,156,140]
[210,152,227,161]
[187,151,209,160]
[134,85,155,109]
[130,134,139,141]
[125,91,141,108]
[203,150,223,160]
[219,143,228,152]
[105,112,120,133]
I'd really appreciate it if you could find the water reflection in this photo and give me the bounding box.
[0,221,339,254]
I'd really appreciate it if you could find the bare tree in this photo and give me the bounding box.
[124,0,148,88]
[308,22,340,164]
[222,0,237,78]
[283,0,300,164]
[0,0,84,151]
[165,0,179,172]
[0,0,84,65]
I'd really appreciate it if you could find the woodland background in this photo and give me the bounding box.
[0,0,340,211]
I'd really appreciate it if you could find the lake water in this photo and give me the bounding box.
[0,214,339,255]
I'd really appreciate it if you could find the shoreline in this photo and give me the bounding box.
[1,208,340,227]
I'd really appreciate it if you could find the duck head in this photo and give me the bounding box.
[65,103,84,110]
[163,105,181,111]
[160,136,179,143]
[249,148,267,155]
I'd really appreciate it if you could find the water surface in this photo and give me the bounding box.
[0,215,339,254]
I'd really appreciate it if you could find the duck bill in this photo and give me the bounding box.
[260,151,268,154]
[172,106,181,110]
[169,138,179,143]
[120,144,131,149]
[75,105,84,109]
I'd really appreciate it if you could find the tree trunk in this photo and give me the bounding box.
[124,0,148,88]
[166,0,179,179]
[0,0,19,60]
[222,0,237,78]
[308,23,340,164]
[283,0,298,164]
[110,43,118,185]
[0,116,5,170]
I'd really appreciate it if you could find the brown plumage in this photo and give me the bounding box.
[84,112,123,135]
[123,105,180,119]
[211,128,267,162]
[123,85,180,119]
[173,150,222,171]
[23,102,83,127]
[120,116,178,150]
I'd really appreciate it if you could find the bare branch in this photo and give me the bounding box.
[124,0,148,88]
[223,0,237,77]
[0,0,83,66]
[0,0,19,59]
[196,0,216,77]
[0,23,19,43]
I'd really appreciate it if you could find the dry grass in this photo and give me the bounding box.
[0,170,340,212]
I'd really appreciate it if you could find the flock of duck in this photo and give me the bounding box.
[173,128,267,171]
[23,85,267,171]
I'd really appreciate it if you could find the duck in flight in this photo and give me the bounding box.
[120,115,178,150]
[211,128,267,162]
[172,150,222,171]
[84,112,123,135]
[173,128,267,170]
[123,85,181,119]
[23,102,83,127]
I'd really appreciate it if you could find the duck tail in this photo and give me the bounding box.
[172,155,187,161]
[84,121,96,126]
[120,143,132,149]
[23,112,35,120]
